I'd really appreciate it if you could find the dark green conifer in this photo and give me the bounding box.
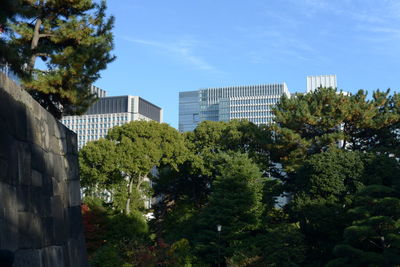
[2,0,115,118]
[328,185,400,267]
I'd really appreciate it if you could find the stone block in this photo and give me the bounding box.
[17,186,31,212]
[40,173,54,200]
[46,112,56,138]
[31,96,44,121]
[31,170,43,187]
[52,196,67,244]
[17,142,32,186]
[0,156,8,181]
[0,87,27,140]
[31,144,46,173]
[0,131,18,185]
[65,130,78,155]
[41,217,55,247]
[66,236,88,267]
[67,206,84,239]
[54,218,67,245]
[42,246,65,267]
[30,187,51,216]
[13,101,28,141]
[65,154,79,181]
[18,212,43,248]
[0,217,18,251]
[20,87,35,113]
[49,135,63,156]
[41,120,50,152]
[13,249,43,267]
[44,151,54,177]
[6,143,18,186]
[0,183,18,216]
[0,184,18,251]
[49,153,67,182]
[28,116,50,151]
[54,122,67,140]
[0,86,14,126]
[52,178,62,196]
[51,196,64,221]
[0,128,14,158]
[67,180,81,207]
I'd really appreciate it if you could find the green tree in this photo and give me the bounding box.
[153,120,271,242]
[90,243,124,267]
[271,87,400,172]
[107,121,187,214]
[253,221,306,267]
[286,150,400,266]
[80,121,187,215]
[3,0,115,118]
[286,149,367,265]
[328,185,400,267]
[79,138,119,198]
[192,153,264,266]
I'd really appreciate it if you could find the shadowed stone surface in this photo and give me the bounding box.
[0,73,88,267]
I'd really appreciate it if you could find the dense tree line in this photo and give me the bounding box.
[80,87,400,266]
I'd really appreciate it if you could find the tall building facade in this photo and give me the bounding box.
[306,75,337,93]
[62,95,163,149]
[179,83,290,132]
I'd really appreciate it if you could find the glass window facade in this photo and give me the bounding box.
[179,83,290,132]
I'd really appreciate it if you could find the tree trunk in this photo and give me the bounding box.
[125,177,134,215]
[136,176,144,192]
[29,17,42,72]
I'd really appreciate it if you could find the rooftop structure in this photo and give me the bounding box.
[306,75,337,93]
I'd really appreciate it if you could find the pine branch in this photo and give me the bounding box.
[38,33,54,38]
[367,238,382,250]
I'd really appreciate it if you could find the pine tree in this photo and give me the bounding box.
[327,185,400,267]
[3,0,115,118]
[271,87,400,172]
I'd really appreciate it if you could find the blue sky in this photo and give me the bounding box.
[95,0,400,128]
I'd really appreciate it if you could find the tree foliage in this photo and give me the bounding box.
[1,0,115,118]
[79,120,187,215]
[271,87,400,172]
[192,152,264,266]
[152,120,273,243]
[328,185,400,267]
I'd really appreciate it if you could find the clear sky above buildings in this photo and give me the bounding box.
[95,0,400,129]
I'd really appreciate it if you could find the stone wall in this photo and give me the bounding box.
[0,73,88,266]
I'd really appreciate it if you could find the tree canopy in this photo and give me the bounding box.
[79,120,187,215]
[1,0,115,118]
[271,87,400,172]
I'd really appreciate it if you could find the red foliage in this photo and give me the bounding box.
[81,204,108,256]
[126,238,177,267]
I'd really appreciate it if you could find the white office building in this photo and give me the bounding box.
[306,75,337,93]
[179,83,290,132]
[61,91,163,149]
